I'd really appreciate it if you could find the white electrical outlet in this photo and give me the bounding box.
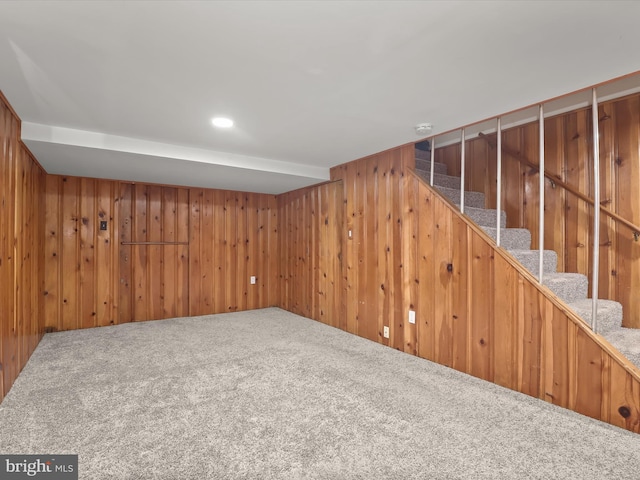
[383,326,389,338]
[409,310,416,324]
[348,229,352,238]
[250,276,256,285]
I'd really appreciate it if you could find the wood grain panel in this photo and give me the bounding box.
[277,182,344,328]
[330,147,415,349]
[613,96,640,328]
[0,92,46,402]
[44,177,277,330]
[564,110,591,283]
[189,189,278,316]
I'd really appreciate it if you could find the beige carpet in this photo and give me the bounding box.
[1,307,639,479]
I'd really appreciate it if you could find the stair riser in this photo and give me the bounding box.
[463,206,507,228]
[416,159,448,175]
[569,300,623,334]
[508,250,557,275]
[482,227,531,250]
[415,149,431,160]
[433,173,465,190]
[543,274,588,304]
[436,187,485,209]
[417,170,474,194]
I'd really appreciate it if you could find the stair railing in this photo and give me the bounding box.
[460,128,466,215]
[538,105,545,284]
[591,89,602,332]
[429,136,435,187]
[428,86,640,333]
[496,118,502,247]
[466,88,640,333]
[477,133,640,238]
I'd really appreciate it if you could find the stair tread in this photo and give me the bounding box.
[508,248,558,255]
[543,271,587,282]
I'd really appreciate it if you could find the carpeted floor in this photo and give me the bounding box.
[1,307,639,479]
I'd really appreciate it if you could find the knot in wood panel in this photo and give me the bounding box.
[618,406,631,419]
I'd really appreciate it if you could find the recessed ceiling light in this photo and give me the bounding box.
[212,117,234,128]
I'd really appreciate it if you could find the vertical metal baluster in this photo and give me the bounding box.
[539,105,545,283]
[460,128,465,215]
[430,136,435,187]
[592,88,601,333]
[496,118,502,247]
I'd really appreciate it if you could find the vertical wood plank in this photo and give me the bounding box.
[469,231,493,381]
[44,176,62,331]
[118,183,133,323]
[61,177,80,331]
[79,179,96,329]
[96,180,115,326]
[225,192,238,312]
[213,189,226,313]
[176,187,190,317]
[189,189,203,316]
[493,255,517,389]
[133,184,149,321]
[162,187,177,318]
[614,96,640,328]
[451,215,469,373]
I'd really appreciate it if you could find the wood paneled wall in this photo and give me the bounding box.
[434,93,640,328]
[0,92,45,401]
[405,170,640,433]
[44,176,120,330]
[44,178,279,330]
[330,146,415,350]
[322,141,640,433]
[277,181,344,329]
[119,183,190,322]
[189,188,278,316]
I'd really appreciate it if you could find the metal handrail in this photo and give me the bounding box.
[478,132,640,240]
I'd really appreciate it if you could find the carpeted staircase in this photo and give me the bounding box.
[415,149,640,369]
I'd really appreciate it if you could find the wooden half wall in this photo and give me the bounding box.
[405,169,640,433]
[0,92,46,401]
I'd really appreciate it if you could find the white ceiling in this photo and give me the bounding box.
[1,1,640,194]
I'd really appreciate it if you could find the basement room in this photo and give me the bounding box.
[1,1,640,478]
